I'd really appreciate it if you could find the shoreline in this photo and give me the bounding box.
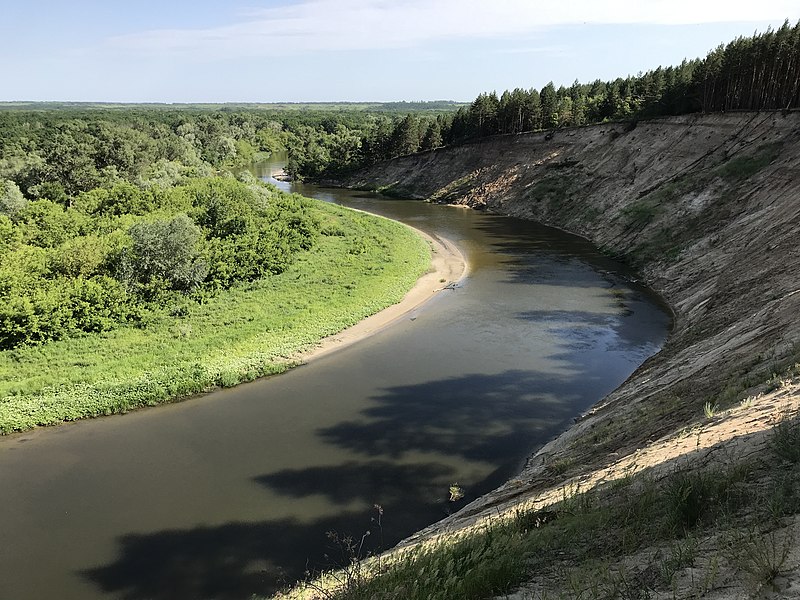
[0,227,465,437]
[296,228,467,364]
[0,213,453,435]
[322,111,800,599]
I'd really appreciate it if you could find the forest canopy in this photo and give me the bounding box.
[0,95,440,432]
[0,174,318,349]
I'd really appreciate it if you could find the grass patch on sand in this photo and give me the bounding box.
[0,201,430,434]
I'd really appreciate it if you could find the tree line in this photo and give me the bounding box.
[284,20,800,179]
[2,19,798,347]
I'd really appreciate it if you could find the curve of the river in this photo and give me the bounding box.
[0,158,671,600]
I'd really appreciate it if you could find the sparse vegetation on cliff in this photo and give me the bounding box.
[313,108,800,599]
[284,405,800,600]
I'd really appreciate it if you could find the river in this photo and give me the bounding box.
[0,156,670,600]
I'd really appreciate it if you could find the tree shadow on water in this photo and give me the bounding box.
[82,461,460,600]
[255,460,466,557]
[83,514,357,600]
[318,369,597,463]
[474,215,641,288]
[83,370,601,600]
[256,460,453,508]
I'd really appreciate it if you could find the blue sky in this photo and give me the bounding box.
[2,1,798,103]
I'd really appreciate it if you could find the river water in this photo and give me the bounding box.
[0,157,670,600]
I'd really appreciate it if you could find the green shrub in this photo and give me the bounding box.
[771,415,800,463]
[118,213,208,293]
[716,143,783,181]
[0,179,28,218]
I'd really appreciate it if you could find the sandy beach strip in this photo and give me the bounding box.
[297,228,467,364]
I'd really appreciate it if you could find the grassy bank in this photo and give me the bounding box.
[0,201,430,434]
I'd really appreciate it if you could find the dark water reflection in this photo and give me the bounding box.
[0,157,670,600]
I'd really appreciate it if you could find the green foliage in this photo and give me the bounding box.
[204,230,290,287]
[716,143,784,181]
[0,275,130,349]
[50,234,120,278]
[16,199,88,247]
[284,124,363,179]
[664,472,713,532]
[770,414,800,463]
[0,179,27,218]
[0,215,21,253]
[0,160,332,351]
[0,202,429,432]
[90,182,157,216]
[179,178,319,287]
[0,109,292,202]
[267,21,800,182]
[187,177,261,237]
[0,111,361,356]
[703,401,719,418]
[118,213,208,295]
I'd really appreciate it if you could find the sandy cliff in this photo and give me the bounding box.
[335,112,800,596]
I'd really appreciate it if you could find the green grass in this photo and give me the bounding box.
[524,173,576,211]
[771,412,800,463]
[0,201,430,434]
[716,142,783,181]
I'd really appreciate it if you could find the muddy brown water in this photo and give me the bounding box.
[0,158,670,600]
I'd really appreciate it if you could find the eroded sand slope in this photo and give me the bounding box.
[337,112,800,596]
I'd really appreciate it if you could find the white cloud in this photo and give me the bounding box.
[108,0,799,58]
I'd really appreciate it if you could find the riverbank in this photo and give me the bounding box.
[301,111,800,598]
[298,229,466,365]
[0,202,441,434]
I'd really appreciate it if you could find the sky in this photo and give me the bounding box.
[2,1,799,103]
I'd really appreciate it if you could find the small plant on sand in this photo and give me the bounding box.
[770,413,800,463]
[703,401,719,418]
[449,483,465,502]
[665,473,707,533]
[724,526,795,594]
[658,536,698,586]
[303,505,384,599]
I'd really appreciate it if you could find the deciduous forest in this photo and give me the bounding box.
[0,108,431,432]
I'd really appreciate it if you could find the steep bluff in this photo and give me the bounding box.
[338,111,800,539]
